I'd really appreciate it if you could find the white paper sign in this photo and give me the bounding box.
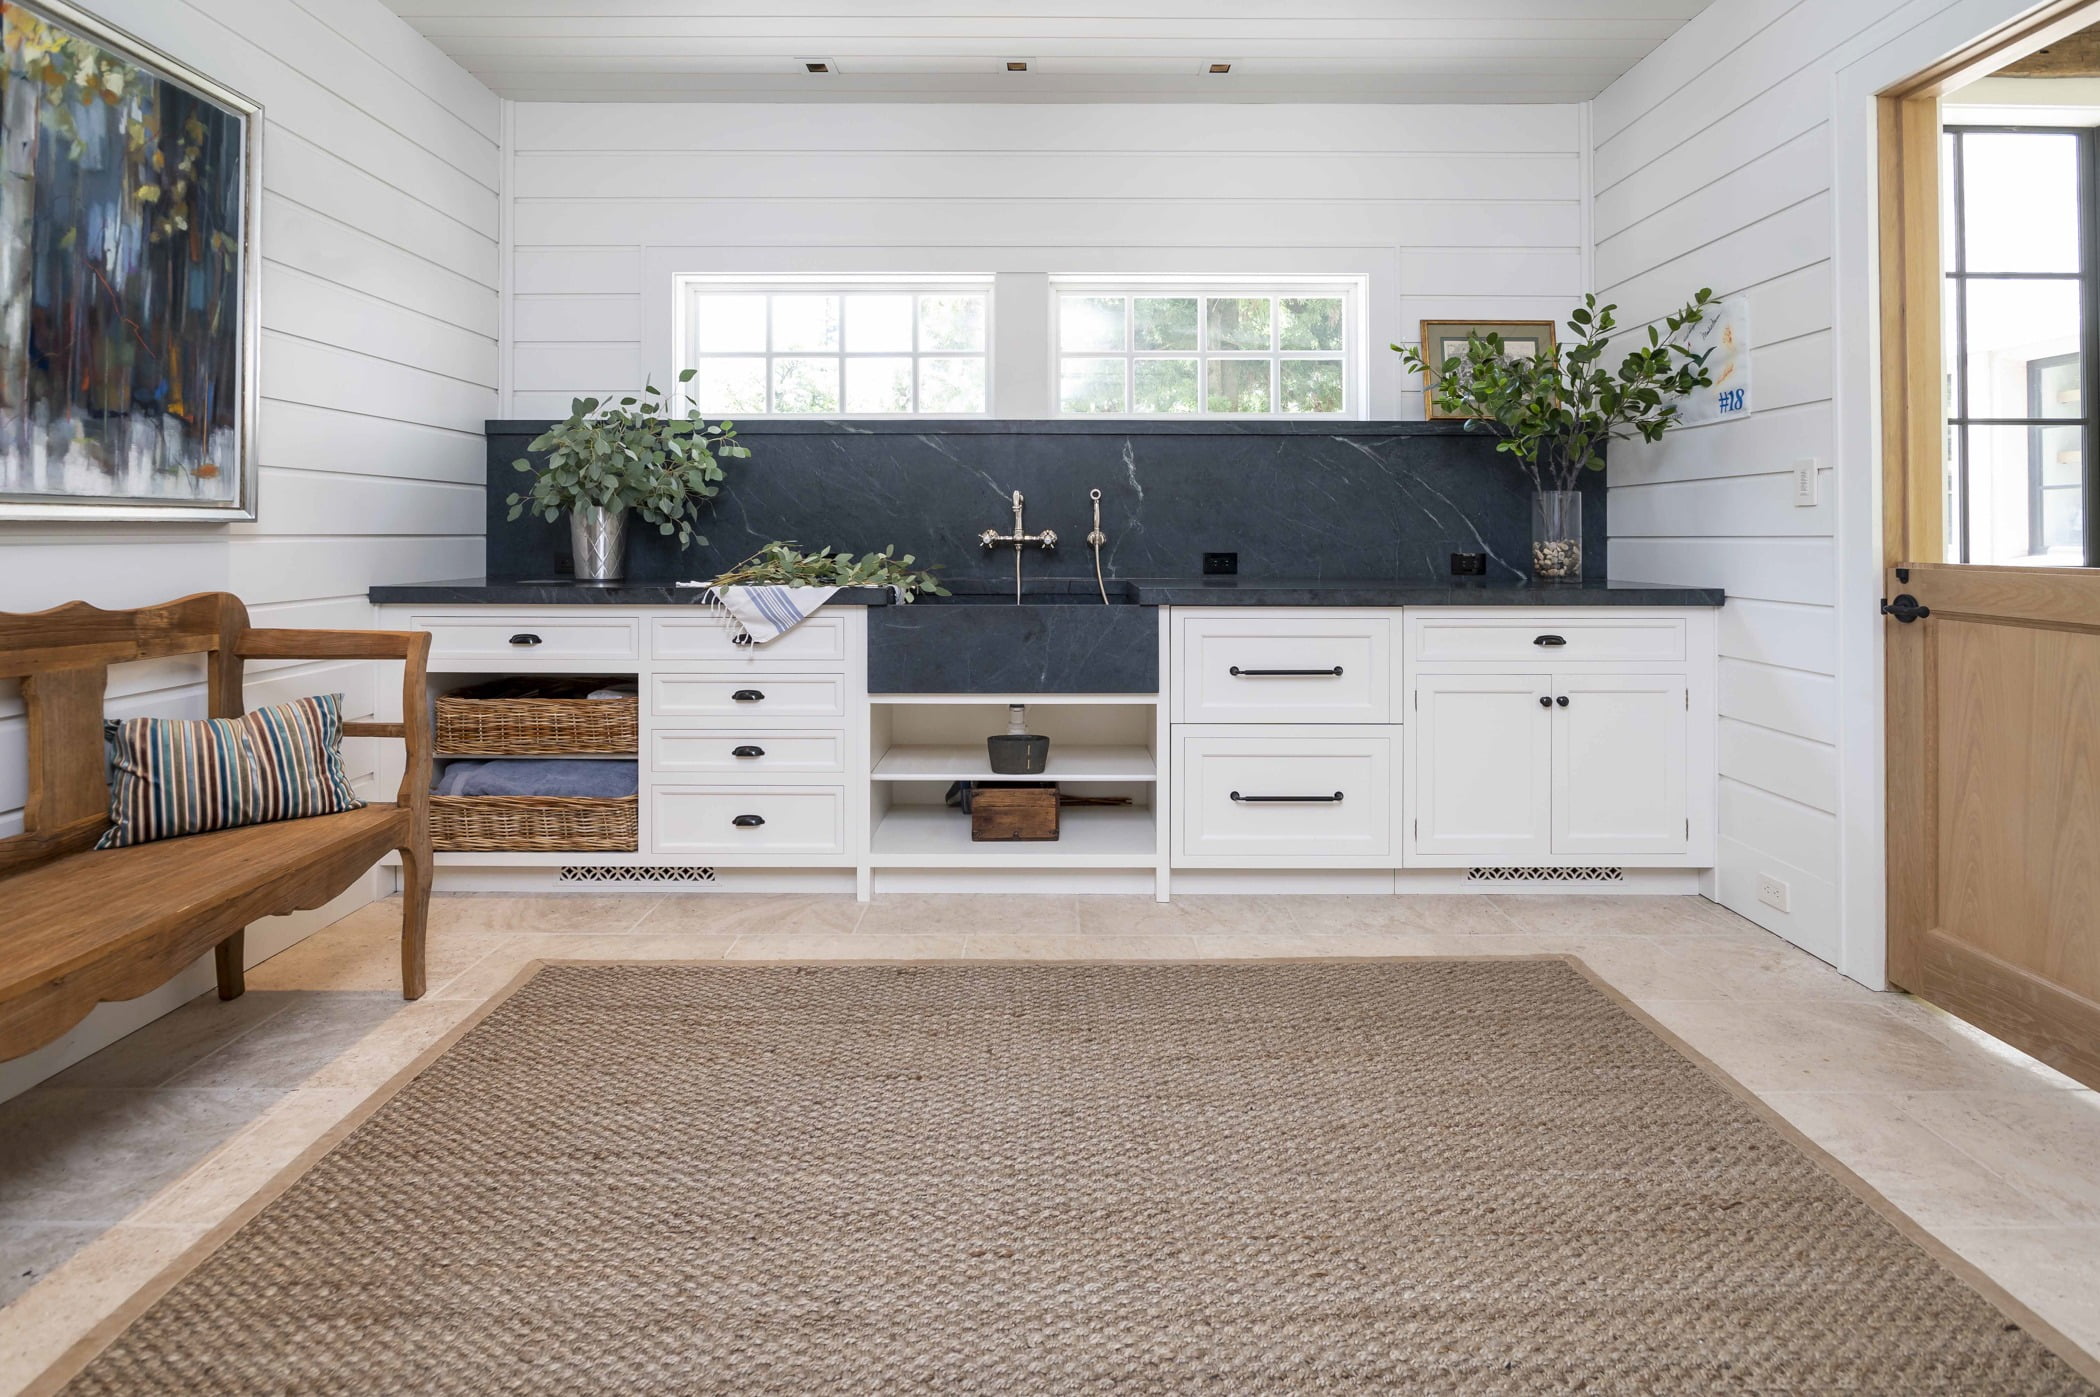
[1676,297,1751,426]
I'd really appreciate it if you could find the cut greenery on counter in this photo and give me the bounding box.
[710,542,949,601]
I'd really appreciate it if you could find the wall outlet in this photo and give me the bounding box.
[1792,459,1819,508]
[1203,552,1238,575]
[1450,551,1487,576]
[1756,873,1791,913]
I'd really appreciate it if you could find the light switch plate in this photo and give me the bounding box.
[1792,459,1818,508]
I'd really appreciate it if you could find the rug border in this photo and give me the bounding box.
[24,953,2100,1393]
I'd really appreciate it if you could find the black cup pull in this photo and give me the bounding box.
[1229,666,1344,677]
[1556,695,1570,707]
[1538,695,1552,708]
[732,689,765,702]
[731,745,766,759]
[509,632,542,647]
[1230,791,1345,803]
[730,633,754,646]
[1533,634,1567,647]
[732,814,766,828]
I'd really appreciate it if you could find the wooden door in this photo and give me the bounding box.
[1550,674,1689,857]
[1411,673,1551,859]
[1885,565,2100,1086]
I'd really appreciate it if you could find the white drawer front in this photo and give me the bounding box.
[1410,617,1686,665]
[650,614,848,666]
[651,729,846,777]
[1176,730,1394,864]
[413,615,639,663]
[651,786,846,856]
[1177,615,1394,724]
[650,673,845,720]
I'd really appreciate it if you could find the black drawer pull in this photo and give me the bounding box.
[730,633,753,646]
[732,814,766,828]
[508,632,542,646]
[731,745,766,759]
[731,689,765,702]
[1538,695,1552,708]
[1230,666,1343,677]
[1230,791,1345,803]
[1533,634,1567,647]
[1556,695,1570,707]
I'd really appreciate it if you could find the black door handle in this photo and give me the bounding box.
[731,745,766,758]
[1230,791,1344,803]
[732,689,765,702]
[1555,695,1570,707]
[1538,695,1552,708]
[1229,666,1344,677]
[509,633,542,646]
[732,814,766,828]
[1533,634,1567,647]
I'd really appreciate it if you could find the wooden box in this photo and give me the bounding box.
[970,785,1060,841]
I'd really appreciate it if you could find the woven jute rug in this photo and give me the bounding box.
[38,958,2100,1394]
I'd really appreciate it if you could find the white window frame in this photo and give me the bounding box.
[1048,277,1365,420]
[672,275,995,418]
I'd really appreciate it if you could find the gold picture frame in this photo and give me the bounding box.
[1418,320,1556,421]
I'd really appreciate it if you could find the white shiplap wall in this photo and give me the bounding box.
[505,102,1588,420]
[1592,0,1979,970]
[0,0,498,1098]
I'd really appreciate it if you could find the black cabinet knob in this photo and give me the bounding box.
[732,814,766,828]
[1538,695,1552,708]
[731,745,766,759]
[1556,695,1570,707]
[509,632,542,646]
[731,689,765,702]
[1534,634,1567,647]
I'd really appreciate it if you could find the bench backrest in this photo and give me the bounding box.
[0,593,252,877]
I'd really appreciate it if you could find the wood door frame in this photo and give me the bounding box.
[1876,0,2100,1079]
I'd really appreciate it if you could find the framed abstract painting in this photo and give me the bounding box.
[0,0,261,521]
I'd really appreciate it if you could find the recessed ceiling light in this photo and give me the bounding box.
[1006,60,1029,72]
[1209,63,1232,74]
[804,61,831,74]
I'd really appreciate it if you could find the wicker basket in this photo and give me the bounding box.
[429,795,638,852]
[435,678,637,757]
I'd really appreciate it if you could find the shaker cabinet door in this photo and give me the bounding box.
[1551,674,1689,856]
[1410,674,1552,859]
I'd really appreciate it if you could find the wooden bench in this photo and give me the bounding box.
[1,593,432,1062]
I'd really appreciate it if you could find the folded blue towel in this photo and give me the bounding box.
[435,759,637,799]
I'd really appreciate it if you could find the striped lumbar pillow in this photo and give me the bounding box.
[97,694,366,849]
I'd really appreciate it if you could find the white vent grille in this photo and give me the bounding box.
[1466,866,1625,884]
[558,865,717,885]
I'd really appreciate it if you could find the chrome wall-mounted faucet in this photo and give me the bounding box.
[978,489,1057,603]
[1086,488,1109,605]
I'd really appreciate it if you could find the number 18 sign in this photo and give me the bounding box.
[1676,297,1751,427]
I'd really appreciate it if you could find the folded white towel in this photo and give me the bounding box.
[696,583,841,645]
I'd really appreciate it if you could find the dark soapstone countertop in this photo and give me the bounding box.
[366,579,895,606]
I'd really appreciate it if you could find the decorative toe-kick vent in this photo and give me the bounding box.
[1467,866,1625,884]
[558,865,717,885]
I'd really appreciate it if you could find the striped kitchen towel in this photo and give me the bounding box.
[695,583,841,645]
[97,694,365,849]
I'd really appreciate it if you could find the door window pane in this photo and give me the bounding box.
[1962,132,2081,273]
[1963,279,2081,419]
[1960,424,2084,564]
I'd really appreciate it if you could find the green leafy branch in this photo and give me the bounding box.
[710,542,949,602]
[1395,290,1718,492]
[505,370,749,549]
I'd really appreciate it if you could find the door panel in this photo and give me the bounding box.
[1887,562,2100,1086]
[1551,674,1689,856]
[1412,674,1551,859]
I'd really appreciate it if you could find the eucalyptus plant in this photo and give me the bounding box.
[505,369,749,548]
[711,542,950,602]
[1395,290,1719,493]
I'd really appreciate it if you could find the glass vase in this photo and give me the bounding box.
[1531,491,1582,583]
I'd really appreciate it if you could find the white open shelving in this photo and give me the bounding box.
[868,804,1158,868]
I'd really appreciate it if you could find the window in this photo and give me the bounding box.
[1052,282,1356,417]
[1942,128,2093,565]
[677,280,991,416]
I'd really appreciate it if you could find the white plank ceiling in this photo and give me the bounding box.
[378,0,1713,103]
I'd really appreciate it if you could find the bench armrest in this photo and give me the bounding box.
[236,628,432,817]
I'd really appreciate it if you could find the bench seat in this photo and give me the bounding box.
[0,804,411,1060]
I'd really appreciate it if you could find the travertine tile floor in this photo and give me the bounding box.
[2,892,2097,1392]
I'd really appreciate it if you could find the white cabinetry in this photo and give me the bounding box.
[1403,610,1713,869]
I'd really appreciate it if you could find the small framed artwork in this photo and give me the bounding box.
[1418,320,1556,421]
[0,0,263,521]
